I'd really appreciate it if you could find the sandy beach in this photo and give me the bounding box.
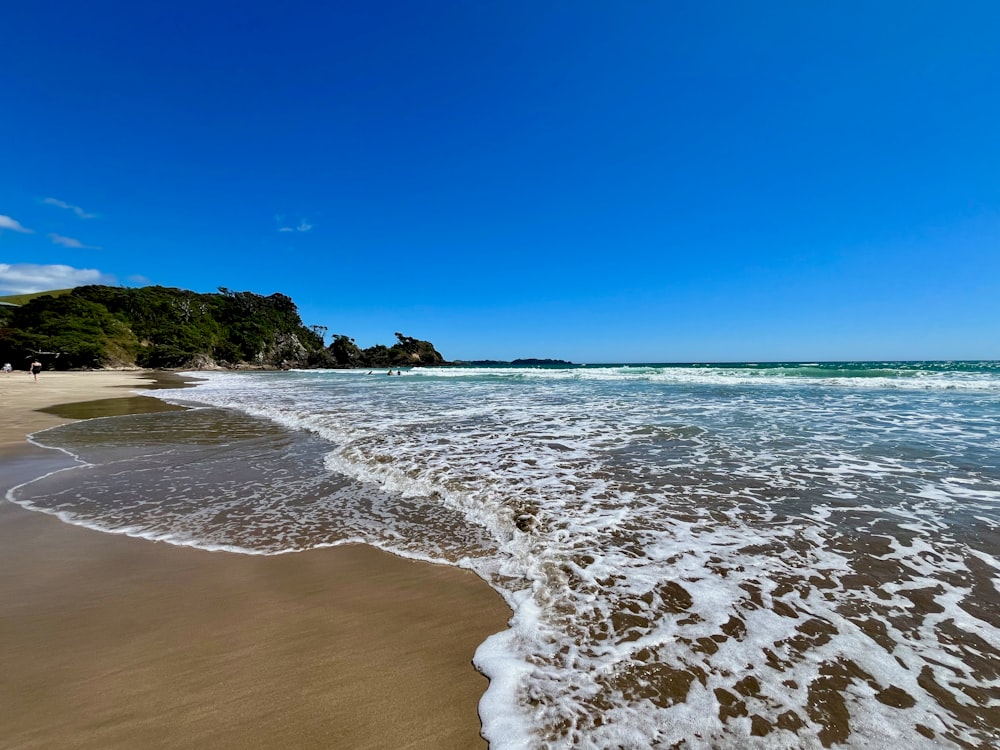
[0,370,510,749]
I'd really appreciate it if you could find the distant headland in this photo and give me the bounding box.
[0,285,446,371]
[461,358,576,366]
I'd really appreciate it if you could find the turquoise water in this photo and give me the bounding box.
[10,361,1000,748]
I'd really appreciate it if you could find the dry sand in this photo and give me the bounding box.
[0,370,510,749]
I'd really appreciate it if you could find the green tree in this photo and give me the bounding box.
[329,334,363,366]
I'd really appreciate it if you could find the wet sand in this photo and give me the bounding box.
[0,371,510,749]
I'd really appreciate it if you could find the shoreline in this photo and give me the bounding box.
[0,370,510,749]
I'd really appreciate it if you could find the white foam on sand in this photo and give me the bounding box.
[9,366,1000,748]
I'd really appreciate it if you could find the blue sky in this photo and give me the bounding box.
[1,1,997,362]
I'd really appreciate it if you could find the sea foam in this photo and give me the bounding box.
[9,362,1000,748]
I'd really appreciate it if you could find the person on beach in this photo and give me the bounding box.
[2,362,11,374]
[30,359,42,382]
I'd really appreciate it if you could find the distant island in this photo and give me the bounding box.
[0,285,445,371]
[464,358,575,366]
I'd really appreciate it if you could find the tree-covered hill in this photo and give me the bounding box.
[0,285,445,370]
[325,332,445,368]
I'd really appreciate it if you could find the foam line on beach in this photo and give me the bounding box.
[10,366,1000,747]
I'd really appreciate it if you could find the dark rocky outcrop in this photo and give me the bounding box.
[323,332,444,368]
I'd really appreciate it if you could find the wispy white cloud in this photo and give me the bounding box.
[0,263,116,295]
[127,274,150,285]
[276,217,313,233]
[42,197,98,219]
[0,215,34,233]
[49,233,101,250]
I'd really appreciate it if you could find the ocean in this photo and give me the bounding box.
[10,361,1000,748]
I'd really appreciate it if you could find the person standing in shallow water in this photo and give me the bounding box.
[30,359,42,382]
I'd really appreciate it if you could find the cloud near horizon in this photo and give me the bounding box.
[42,197,98,219]
[0,215,34,233]
[49,233,101,250]
[0,263,116,295]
